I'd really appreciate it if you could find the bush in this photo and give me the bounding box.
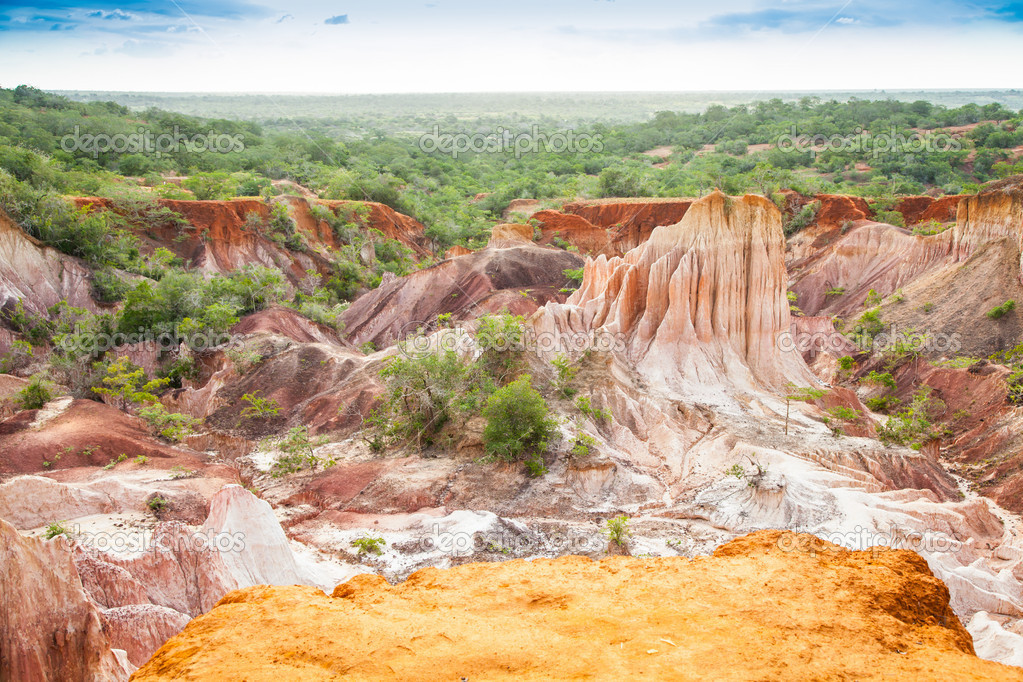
[1,340,34,374]
[240,391,280,419]
[91,268,129,303]
[138,404,201,442]
[16,374,54,410]
[602,515,632,549]
[147,496,169,515]
[783,200,819,235]
[551,353,578,396]
[861,370,897,390]
[482,376,558,463]
[271,425,331,477]
[563,267,584,285]
[876,387,947,447]
[92,357,169,410]
[865,395,901,413]
[44,521,70,540]
[575,395,611,422]
[351,536,386,556]
[377,349,482,447]
[987,300,1016,320]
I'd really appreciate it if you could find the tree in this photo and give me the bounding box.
[92,357,169,411]
[482,375,558,463]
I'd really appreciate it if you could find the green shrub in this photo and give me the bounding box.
[783,200,819,235]
[271,425,331,477]
[987,300,1016,320]
[377,349,483,447]
[351,536,386,556]
[240,391,280,419]
[91,268,129,303]
[861,371,897,390]
[92,357,169,410]
[482,376,558,463]
[1,340,34,374]
[602,515,632,549]
[575,395,611,422]
[44,521,70,540]
[876,387,947,447]
[551,353,578,396]
[138,404,201,442]
[563,267,584,285]
[569,431,598,458]
[16,374,53,410]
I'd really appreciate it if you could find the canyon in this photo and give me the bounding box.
[3,183,1023,678]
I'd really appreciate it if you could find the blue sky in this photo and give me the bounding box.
[1,1,1022,91]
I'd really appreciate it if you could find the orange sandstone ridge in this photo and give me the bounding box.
[131,530,1022,681]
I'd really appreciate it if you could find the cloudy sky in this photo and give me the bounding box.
[1,1,1022,92]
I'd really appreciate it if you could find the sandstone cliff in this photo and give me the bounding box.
[538,191,814,399]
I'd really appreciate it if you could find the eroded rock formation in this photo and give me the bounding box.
[132,530,1023,681]
[340,240,583,349]
[0,518,131,681]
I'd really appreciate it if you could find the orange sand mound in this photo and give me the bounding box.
[131,530,1022,681]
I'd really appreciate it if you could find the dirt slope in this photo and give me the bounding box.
[131,530,1022,681]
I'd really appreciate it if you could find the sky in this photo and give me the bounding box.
[1,1,1022,93]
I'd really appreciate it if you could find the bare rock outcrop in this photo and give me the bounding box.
[562,198,694,254]
[539,191,814,399]
[0,518,131,681]
[340,242,583,349]
[0,209,99,325]
[131,530,1023,681]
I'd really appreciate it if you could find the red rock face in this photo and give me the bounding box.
[561,199,694,254]
[813,194,872,229]
[230,306,345,347]
[531,209,611,255]
[444,245,472,259]
[0,209,101,324]
[316,200,432,257]
[896,195,963,225]
[70,196,431,286]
